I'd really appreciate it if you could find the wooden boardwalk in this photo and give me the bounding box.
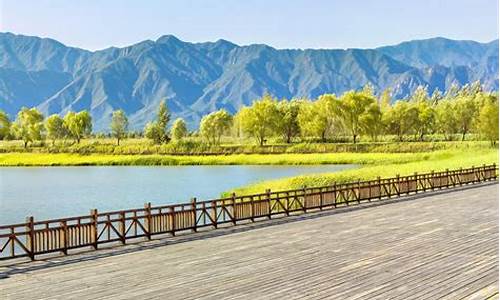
[0,183,498,299]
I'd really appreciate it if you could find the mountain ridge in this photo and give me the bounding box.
[0,32,497,130]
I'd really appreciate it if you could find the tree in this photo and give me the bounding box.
[12,107,44,148]
[171,118,188,141]
[144,100,170,144]
[200,109,232,145]
[455,95,477,140]
[45,114,66,145]
[238,94,280,146]
[110,110,128,145]
[144,122,164,144]
[157,100,170,135]
[298,95,338,142]
[0,110,11,140]
[276,99,301,143]
[338,90,377,144]
[435,99,459,140]
[383,101,418,141]
[360,102,383,141]
[63,111,92,144]
[411,97,435,141]
[477,99,499,145]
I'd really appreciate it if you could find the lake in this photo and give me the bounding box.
[0,165,356,224]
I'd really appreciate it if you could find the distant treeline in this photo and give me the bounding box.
[0,81,498,148]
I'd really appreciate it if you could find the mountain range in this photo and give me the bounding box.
[0,32,497,130]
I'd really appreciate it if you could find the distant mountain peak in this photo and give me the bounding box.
[156,34,183,45]
[0,32,497,131]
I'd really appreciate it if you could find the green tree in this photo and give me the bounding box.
[238,94,280,146]
[200,109,232,145]
[477,99,499,145]
[298,95,338,142]
[171,118,188,141]
[338,90,377,144]
[12,107,44,148]
[144,100,171,144]
[144,122,164,144]
[435,99,459,140]
[276,99,301,143]
[383,101,418,141]
[455,95,477,140]
[0,110,11,140]
[63,111,92,144]
[360,102,383,141]
[45,114,66,145]
[410,98,436,141]
[110,110,128,145]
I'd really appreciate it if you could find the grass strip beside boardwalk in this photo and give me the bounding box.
[227,148,499,195]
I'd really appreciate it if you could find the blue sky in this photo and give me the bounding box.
[0,0,498,50]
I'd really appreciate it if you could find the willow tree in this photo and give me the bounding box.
[298,94,338,142]
[171,118,188,141]
[200,109,232,145]
[12,107,45,148]
[276,99,302,143]
[0,110,11,140]
[63,111,92,144]
[45,114,66,145]
[338,90,377,144]
[237,94,280,146]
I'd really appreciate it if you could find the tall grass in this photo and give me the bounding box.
[224,148,499,196]
[0,151,445,166]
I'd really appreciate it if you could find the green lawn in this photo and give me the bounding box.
[224,148,498,196]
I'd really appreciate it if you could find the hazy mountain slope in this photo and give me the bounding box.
[0,33,497,130]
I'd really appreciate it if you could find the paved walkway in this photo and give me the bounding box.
[0,183,498,299]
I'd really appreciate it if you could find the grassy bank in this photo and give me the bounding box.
[0,138,491,155]
[0,151,444,166]
[225,148,499,196]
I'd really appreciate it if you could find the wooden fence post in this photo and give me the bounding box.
[61,220,68,255]
[285,191,290,216]
[414,172,418,193]
[211,201,218,228]
[430,170,435,190]
[320,187,324,209]
[26,216,35,260]
[191,198,197,232]
[169,206,175,236]
[90,209,98,250]
[118,211,125,244]
[144,202,152,240]
[250,196,255,222]
[396,175,400,197]
[302,186,307,212]
[266,189,272,219]
[357,179,361,203]
[377,177,381,200]
[231,193,237,225]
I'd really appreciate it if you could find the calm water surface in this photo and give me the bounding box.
[0,165,356,224]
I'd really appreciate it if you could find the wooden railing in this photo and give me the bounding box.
[1,164,497,261]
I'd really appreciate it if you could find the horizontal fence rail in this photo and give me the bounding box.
[1,164,497,261]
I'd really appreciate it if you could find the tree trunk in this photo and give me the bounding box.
[117,137,120,146]
[352,134,357,144]
[461,131,466,141]
[24,141,28,148]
